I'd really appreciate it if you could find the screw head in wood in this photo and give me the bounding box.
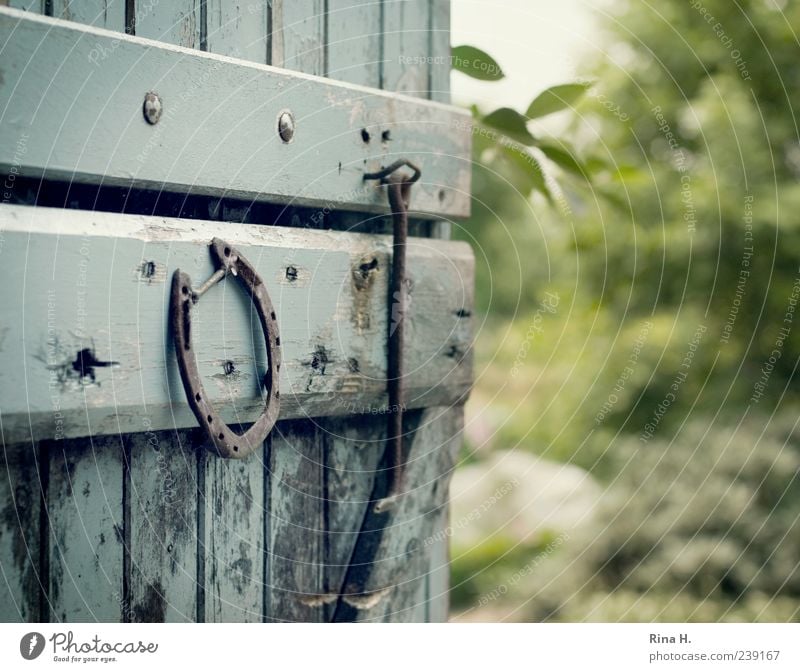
[143,92,162,125]
[277,110,295,143]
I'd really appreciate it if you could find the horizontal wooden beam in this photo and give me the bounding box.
[0,7,471,218]
[0,205,474,444]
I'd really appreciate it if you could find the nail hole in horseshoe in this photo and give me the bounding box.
[207,415,213,423]
[276,337,281,346]
[218,433,224,440]
[271,311,276,320]
[182,286,189,296]
[195,393,201,402]
[233,446,239,453]
[224,247,231,257]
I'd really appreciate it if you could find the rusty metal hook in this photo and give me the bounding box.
[170,238,281,459]
[364,160,420,511]
[363,159,421,185]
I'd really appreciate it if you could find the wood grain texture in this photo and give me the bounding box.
[0,205,473,443]
[133,0,199,46]
[206,0,267,64]
[6,0,42,11]
[429,0,451,104]
[319,415,386,618]
[0,0,468,624]
[326,0,381,87]
[0,442,44,622]
[270,0,325,75]
[263,416,383,622]
[265,420,325,621]
[51,0,125,30]
[382,0,430,97]
[127,430,198,622]
[424,5,455,618]
[426,496,451,622]
[332,406,462,622]
[263,9,328,624]
[0,7,470,218]
[202,446,264,621]
[47,436,124,622]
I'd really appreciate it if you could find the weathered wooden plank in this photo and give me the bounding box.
[51,0,125,30]
[382,0,431,97]
[206,0,267,64]
[133,0,199,46]
[264,9,327,624]
[265,420,326,621]
[426,503,451,621]
[270,0,325,75]
[320,415,386,618]
[127,430,198,622]
[419,2,456,619]
[424,0,454,246]
[47,436,124,622]
[314,0,402,622]
[424,4,456,620]
[202,446,264,621]
[7,0,43,12]
[0,442,43,622]
[0,205,473,443]
[182,4,271,612]
[0,7,470,218]
[326,0,381,87]
[264,419,384,623]
[332,406,462,622]
[429,0,451,104]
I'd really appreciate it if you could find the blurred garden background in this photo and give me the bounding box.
[447,0,800,621]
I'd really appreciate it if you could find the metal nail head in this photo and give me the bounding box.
[143,92,162,125]
[278,110,295,143]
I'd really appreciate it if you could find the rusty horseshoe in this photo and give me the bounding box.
[170,238,281,459]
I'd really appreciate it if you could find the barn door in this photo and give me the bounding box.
[0,1,472,622]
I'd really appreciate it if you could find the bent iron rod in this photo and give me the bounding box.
[363,160,421,510]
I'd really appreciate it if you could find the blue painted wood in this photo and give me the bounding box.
[133,0,199,46]
[202,449,265,622]
[326,0,381,87]
[0,7,471,219]
[0,444,43,622]
[7,0,43,12]
[0,0,469,624]
[270,0,325,75]
[47,437,125,622]
[382,0,430,97]
[264,7,329,623]
[51,0,125,30]
[429,0,451,104]
[206,0,267,63]
[128,430,199,622]
[0,205,473,443]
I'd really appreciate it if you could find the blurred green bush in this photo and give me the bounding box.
[452,0,800,621]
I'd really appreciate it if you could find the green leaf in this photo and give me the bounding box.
[451,45,505,81]
[612,164,645,182]
[537,141,590,180]
[525,82,591,119]
[482,108,536,146]
[499,143,552,201]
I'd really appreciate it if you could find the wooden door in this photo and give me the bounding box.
[0,0,471,622]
